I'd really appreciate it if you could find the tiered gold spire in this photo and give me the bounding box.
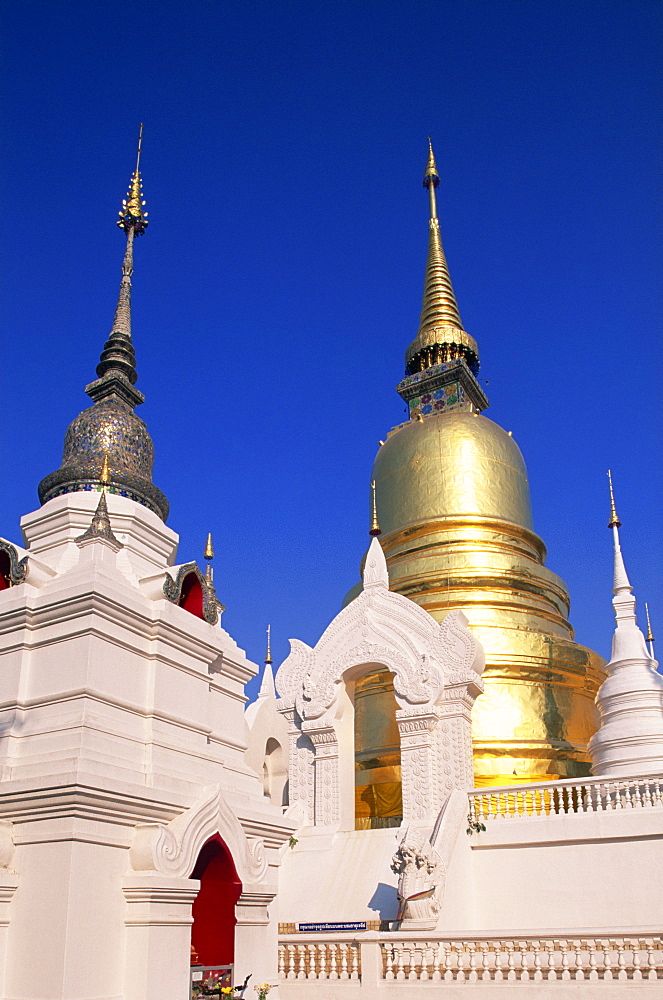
[204,533,214,585]
[265,624,272,666]
[645,603,655,659]
[404,139,479,376]
[369,480,381,536]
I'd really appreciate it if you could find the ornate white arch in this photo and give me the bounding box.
[129,785,267,885]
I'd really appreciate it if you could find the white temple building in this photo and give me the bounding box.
[0,136,661,998]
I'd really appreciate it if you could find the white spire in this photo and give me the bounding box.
[362,535,389,590]
[589,475,663,776]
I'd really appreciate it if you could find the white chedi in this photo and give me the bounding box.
[589,498,663,776]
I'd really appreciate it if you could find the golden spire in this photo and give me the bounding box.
[645,602,655,658]
[607,469,621,528]
[265,624,272,665]
[100,453,111,487]
[204,532,214,584]
[404,139,479,377]
[118,124,148,235]
[369,480,381,536]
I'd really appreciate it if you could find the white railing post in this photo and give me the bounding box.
[359,934,381,987]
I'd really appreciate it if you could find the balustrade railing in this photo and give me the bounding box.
[381,936,662,982]
[468,773,663,823]
[278,933,662,985]
[278,938,361,980]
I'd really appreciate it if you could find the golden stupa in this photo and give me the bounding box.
[361,141,605,787]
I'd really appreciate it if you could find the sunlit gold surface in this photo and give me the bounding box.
[367,412,605,787]
[354,669,402,829]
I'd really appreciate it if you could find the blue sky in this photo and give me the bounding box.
[1,0,661,699]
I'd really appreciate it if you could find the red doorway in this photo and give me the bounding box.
[190,836,242,965]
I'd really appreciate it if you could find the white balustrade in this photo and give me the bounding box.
[468,773,663,824]
[279,933,663,985]
[278,939,360,981]
[380,936,663,982]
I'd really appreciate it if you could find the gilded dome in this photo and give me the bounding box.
[372,410,533,534]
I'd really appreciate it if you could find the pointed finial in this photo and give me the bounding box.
[204,532,214,584]
[423,137,440,190]
[265,624,272,665]
[117,124,148,235]
[76,491,123,549]
[645,602,655,658]
[99,453,111,487]
[607,470,621,528]
[369,480,381,536]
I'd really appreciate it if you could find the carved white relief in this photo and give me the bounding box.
[129,785,267,884]
[391,828,444,928]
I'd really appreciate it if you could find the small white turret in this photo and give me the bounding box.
[589,473,663,775]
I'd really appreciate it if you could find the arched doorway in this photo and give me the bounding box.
[354,668,403,829]
[190,836,242,965]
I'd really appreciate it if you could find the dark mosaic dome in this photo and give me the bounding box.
[38,396,169,521]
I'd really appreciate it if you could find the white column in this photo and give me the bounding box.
[397,710,440,826]
[123,874,199,1000]
[308,727,340,827]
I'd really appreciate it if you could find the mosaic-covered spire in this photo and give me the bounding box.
[86,125,148,409]
[38,127,169,521]
[404,139,479,377]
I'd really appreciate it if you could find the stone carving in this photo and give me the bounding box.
[129,784,267,884]
[163,562,224,625]
[0,540,28,587]
[391,828,444,929]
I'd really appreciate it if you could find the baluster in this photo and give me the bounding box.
[603,940,614,980]
[588,939,598,980]
[421,945,433,981]
[307,943,317,979]
[630,938,642,980]
[296,943,306,980]
[339,942,349,980]
[532,940,542,981]
[432,942,443,981]
[645,938,657,980]
[519,940,530,981]
[468,941,478,982]
[560,939,570,980]
[444,941,454,981]
[494,940,503,981]
[594,781,604,812]
[384,942,394,980]
[506,941,516,982]
[407,944,417,980]
[317,943,327,980]
[350,944,359,980]
[633,783,643,808]
[456,941,466,982]
[617,939,627,980]
[481,941,491,980]
[652,778,663,806]
[328,942,338,980]
[643,782,653,807]
[395,942,406,981]
[287,943,297,979]
[278,944,285,979]
[574,939,584,980]
[546,939,557,980]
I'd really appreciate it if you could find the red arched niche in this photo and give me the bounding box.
[179,572,205,620]
[190,835,242,966]
[0,552,11,591]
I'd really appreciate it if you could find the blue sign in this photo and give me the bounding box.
[298,921,367,932]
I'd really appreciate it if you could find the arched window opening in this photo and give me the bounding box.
[263,737,288,806]
[354,668,402,830]
[178,571,205,620]
[0,552,10,591]
[190,836,242,966]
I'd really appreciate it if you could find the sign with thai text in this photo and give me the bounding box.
[297,921,367,932]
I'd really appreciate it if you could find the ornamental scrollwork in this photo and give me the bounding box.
[162,562,224,625]
[0,541,28,588]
